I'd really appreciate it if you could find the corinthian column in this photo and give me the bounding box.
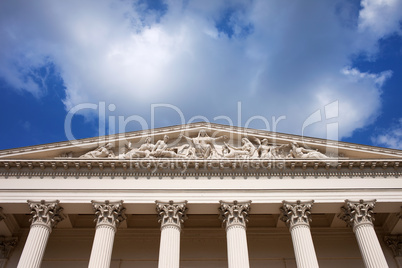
[384,235,402,267]
[280,200,319,268]
[17,200,64,268]
[156,200,187,268]
[340,199,388,268]
[88,200,126,268]
[219,200,251,268]
[0,236,18,268]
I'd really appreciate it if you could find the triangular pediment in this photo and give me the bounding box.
[0,122,401,161]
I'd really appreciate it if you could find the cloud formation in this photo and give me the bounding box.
[372,118,402,149]
[0,0,401,139]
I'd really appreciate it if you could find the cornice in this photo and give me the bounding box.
[0,159,401,178]
[1,122,402,157]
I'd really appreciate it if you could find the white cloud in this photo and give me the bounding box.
[372,119,402,149]
[357,0,402,54]
[0,0,401,140]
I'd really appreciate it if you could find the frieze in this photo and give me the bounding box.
[75,130,338,160]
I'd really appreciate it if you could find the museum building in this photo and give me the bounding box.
[0,122,401,268]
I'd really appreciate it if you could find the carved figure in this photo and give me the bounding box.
[79,143,115,159]
[181,129,227,159]
[124,136,155,159]
[223,138,256,158]
[255,138,275,159]
[149,135,178,158]
[289,142,328,159]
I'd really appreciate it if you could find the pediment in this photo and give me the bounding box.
[0,123,401,161]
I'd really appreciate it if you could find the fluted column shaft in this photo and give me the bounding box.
[281,200,319,268]
[0,211,18,268]
[220,200,251,268]
[88,200,125,268]
[341,199,388,268]
[156,200,187,268]
[384,235,402,268]
[17,200,63,268]
[17,225,49,268]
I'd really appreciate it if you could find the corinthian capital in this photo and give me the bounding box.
[384,236,402,257]
[340,199,376,230]
[219,200,251,230]
[28,200,64,230]
[92,200,126,231]
[155,200,188,230]
[0,236,18,259]
[280,200,313,229]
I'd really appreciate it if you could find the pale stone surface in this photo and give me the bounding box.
[281,200,319,268]
[88,200,125,268]
[181,129,227,158]
[0,123,402,268]
[341,199,389,268]
[17,200,63,268]
[71,128,337,159]
[156,200,187,268]
[122,136,154,159]
[220,200,251,268]
[79,143,115,159]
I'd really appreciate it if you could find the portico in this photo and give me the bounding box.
[0,123,401,267]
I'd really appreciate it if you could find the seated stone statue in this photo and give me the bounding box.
[79,143,115,159]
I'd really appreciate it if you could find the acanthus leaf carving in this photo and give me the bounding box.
[155,200,188,230]
[219,200,251,230]
[280,200,313,229]
[339,199,376,229]
[28,200,64,230]
[384,235,402,257]
[92,200,126,231]
[0,236,18,259]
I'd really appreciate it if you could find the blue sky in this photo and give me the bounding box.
[1,0,402,150]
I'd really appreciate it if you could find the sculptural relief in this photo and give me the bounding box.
[181,130,227,159]
[223,138,256,158]
[72,130,334,160]
[79,143,115,159]
[149,135,181,158]
[123,136,155,159]
[289,142,329,159]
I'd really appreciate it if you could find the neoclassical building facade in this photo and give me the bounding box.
[0,123,401,268]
